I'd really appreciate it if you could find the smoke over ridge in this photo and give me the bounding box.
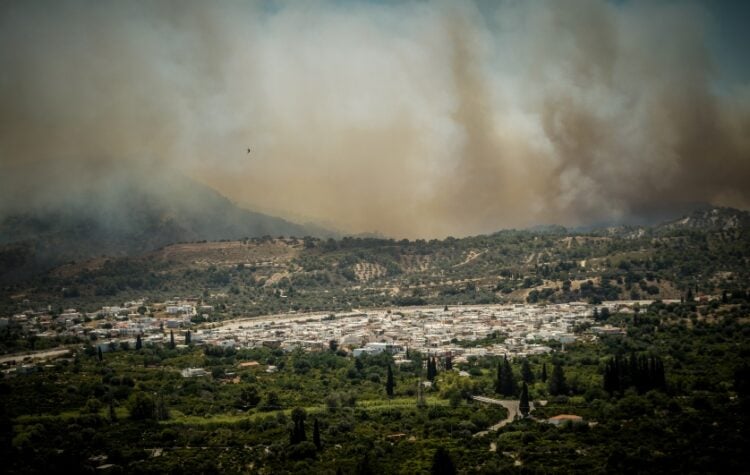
[1,0,748,238]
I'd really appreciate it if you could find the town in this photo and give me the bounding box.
[0,297,635,375]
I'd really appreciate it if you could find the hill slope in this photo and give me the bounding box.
[0,172,331,280]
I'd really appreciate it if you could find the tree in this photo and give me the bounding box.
[239,386,261,409]
[540,362,548,382]
[155,392,170,420]
[135,334,142,350]
[169,330,175,349]
[521,359,535,384]
[313,418,321,450]
[357,452,374,475]
[260,391,280,411]
[548,362,568,396]
[386,364,395,397]
[600,307,611,320]
[290,407,307,444]
[427,357,437,381]
[497,356,516,397]
[97,347,103,362]
[329,340,338,352]
[128,392,156,420]
[519,382,530,417]
[445,355,453,371]
[431,447,457,475]
[185,330,191,345]
[109,398,117,422]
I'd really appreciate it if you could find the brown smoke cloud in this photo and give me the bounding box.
[1,0,748,238]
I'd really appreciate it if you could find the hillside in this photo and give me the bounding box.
[5,207,748,317]
[0,173,332,280]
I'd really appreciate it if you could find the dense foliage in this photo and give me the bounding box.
[2,298,749,473]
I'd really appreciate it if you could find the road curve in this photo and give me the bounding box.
[471,395,536,437]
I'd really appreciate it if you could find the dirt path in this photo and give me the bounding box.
[0,348,72,364]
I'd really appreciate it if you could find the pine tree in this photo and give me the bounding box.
[386,364,394,397]
[313,418,321,450]
[519,382,530,417]
[169,330,175,349]
[548,362,568,396]
[521,359,535,384]
[135,334,142,350]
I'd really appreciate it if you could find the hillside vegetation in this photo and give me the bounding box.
[3,207,748,318]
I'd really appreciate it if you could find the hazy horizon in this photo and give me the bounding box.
[2,0,749,239]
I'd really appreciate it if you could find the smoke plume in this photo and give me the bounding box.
[1,0,748,238]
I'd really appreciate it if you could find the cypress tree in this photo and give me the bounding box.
[109,399,117,422]
[431,447,457,475]
[135,334,142,350]
[427,357,438,381]
[290,407,307,444]
[499,356,517,397]
[313,418,321,450]
[169,330,175,349]
[521,359,535,384]
[540,362,548,382]
[548,362,568,396]
[386,364,394,397]
[445,355,453,371]
[185,330,191,345]
[495,360,503,394]
[519,382,530,417]
[155,392,170,420]
[97,347,103,362]
[357,452,374,475]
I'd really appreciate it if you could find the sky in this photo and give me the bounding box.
[1,0,749,238]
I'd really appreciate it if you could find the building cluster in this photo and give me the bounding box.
[1,298,209,344]
[3,296,635,377]
[199,302,606,361]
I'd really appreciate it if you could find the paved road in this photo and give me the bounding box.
[471,395,538,437]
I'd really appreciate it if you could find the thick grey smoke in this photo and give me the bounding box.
[1,0,748,238]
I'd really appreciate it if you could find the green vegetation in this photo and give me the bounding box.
[2,208,749,321]
[2,297,749,472]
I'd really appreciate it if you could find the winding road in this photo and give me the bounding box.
[471,395,539,437]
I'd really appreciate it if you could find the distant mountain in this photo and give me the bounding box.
[0,171,333,280]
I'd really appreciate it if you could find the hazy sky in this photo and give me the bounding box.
[1,0,749,238]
